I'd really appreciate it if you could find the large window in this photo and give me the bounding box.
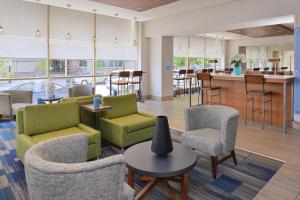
[0,0,138,100]
[173,36,225,70]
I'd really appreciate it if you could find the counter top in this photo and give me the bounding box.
[186,73,295,84]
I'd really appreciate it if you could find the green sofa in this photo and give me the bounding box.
[60,95,101,128]
[16,101,101,163]
[100,94,156,148]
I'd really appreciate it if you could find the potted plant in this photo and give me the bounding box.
[231,54,246,75]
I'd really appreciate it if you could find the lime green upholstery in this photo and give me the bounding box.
[101,94,156,148]
[16,101,101,163]
[61,95,101,128]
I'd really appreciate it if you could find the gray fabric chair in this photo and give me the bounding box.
[182,105,239,179]
[0,90,33,119]
[68,85,95,97]
[25,134,135,200]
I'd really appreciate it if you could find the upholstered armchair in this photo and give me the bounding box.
[0,90,33,119]
[25,134,135,200]
[182,105,239,179]
[68,85,95,97]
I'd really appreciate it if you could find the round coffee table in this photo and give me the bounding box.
[124,141,197,200]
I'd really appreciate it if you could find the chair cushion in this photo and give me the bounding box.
[12,103,31,115]
[109,114,156,133]
[182,128,222,156]
[31,127,95,145]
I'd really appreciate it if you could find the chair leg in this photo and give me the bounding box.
[270,94,273,126]
[245,95,248,126]
[211,156,218,179]
[231,150,238,165]
[252,95,254,122]
[262,95,265,130]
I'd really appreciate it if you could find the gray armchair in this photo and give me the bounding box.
[25,134,135,200]
[182,105,239,179]
[0,90,33,119]
[68,85,95,97]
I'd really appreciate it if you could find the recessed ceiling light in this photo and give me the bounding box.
[66,4,72,8]
[277,30,282,33]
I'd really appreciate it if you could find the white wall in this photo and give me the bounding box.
[148,36,173,99]
[149,37,162,97]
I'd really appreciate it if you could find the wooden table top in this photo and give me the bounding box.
[186,73,295,84]
[80,104,112,113]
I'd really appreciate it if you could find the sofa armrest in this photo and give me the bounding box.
[138,112,156,119]
[0,93,12,116]
[78,123,100,135]
[16,109,24,135]
[78,123,101,156]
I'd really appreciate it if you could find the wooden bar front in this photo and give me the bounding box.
[206,74,294,127]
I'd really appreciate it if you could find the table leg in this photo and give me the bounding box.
[135,179,159,200]
[181,173,189,200]
[128,169,135,189]
[189,78,192,107]
[161,180,177,200]
[95,112,99,130]
[110,74,112,96]
[283,82,287,134]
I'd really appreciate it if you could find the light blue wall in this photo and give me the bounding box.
[294,27,300,119]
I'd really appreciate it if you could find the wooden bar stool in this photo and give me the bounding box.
[174,69,187,97]
[185,69,196,94]
[244,75,273,129]
[112,71,130,96]
[196,73,221,105]
[129,71,143,93]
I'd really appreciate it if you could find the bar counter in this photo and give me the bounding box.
[188,73,294,133]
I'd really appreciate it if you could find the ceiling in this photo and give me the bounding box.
[25,0,235,21]
[197,32,249,40]
[89,0,179,12]
[227,24,294,38]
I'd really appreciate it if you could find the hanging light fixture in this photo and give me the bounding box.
[66,32,71,40]
[113,34,118,44]
[36,29,41,38]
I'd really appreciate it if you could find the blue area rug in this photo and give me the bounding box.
[0,121,283,200]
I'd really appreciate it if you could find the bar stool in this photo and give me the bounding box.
[173,69,187,97]
[185,69,196,94]
[196,73,221,105]
[112,71,130,96]
[129,71,142,94]
[244,75,273,129]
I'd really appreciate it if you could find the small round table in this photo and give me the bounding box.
[124,141,197,200]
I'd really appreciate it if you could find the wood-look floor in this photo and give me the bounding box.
[138,96,300,200]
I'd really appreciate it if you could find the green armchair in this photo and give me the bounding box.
[60,95,101,128]
[16,101,101,163]
[100,94,156,148]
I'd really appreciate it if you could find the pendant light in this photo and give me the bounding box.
[0,0,3,34]
[113,13,119,44]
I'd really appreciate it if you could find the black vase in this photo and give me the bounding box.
[151,116,173,157]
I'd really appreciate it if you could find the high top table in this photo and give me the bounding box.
[124,141,197,200]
